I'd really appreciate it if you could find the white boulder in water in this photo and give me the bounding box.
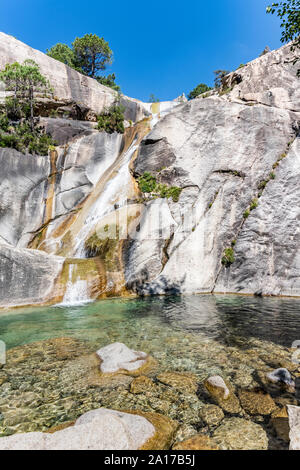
[96,342,148,373]
[267,368,295,389]
[288,405,300,450]
[0,408,155,450]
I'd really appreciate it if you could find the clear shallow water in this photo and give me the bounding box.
[0,294,299,350]
[0,294,299,448]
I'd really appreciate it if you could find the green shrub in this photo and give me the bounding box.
[269,172,276,180]
[243,209,250,219]
[97,104,125,134]
[0,122,57,155]
[250,198,258,211]
[138,172,157,193]
[137,172,182,202]
[222,247,235,267]
[258,180,268,190]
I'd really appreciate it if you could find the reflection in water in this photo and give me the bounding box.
[0,294,299,350]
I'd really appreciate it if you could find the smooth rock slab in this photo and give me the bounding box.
[0,408,155,450]
[96,342,148,374]
[288,405,300,450]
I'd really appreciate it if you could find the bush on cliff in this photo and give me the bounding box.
[188,83,212,100]
[97,104,125,134]
[0,61,57,155]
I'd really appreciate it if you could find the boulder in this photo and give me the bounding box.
[0,244,64,308]
[130,375,156,394]
[288,405,300,450]
[156,372,198,393]
[96,342,148,374]
[267,368,295,390]
[199,404,224,427]
[238,389,277,415]
[0,408,155,450]
[204,376,241,414]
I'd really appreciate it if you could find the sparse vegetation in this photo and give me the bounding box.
[188,83,212,100]
[243,209,250,219]
[250,198,258,211]
[222,247,235,267]
[0,61,57,154]
[138,171,182,202]
[97,104,125,134]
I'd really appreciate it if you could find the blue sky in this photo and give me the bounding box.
[1,0,283,101]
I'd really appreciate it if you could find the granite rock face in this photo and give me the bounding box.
[125,42,300,297]
[0,32,148,122]
[0,36,299,308]
[0,244,64,308]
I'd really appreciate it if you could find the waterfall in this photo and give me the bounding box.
[73,141,139,258]
[59,264,92,306]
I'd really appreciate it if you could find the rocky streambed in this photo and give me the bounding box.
[0,295,299,450]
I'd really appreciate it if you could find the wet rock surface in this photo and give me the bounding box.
[213,417,268,450]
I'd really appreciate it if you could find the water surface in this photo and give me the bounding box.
[0,294,299,350]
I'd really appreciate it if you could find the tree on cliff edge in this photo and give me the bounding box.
[267,1,300,74]
[72,34,113,78]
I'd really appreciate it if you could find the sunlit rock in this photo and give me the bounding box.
[288,405,300,450]
[96,342,148,373]
[0,408,155,450]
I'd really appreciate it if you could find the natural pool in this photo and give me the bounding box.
[0,294,299,449]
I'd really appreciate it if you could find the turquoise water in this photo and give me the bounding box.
[0,294,299,350]
[0,294,299,447]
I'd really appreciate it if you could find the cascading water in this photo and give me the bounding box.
[73,141,139,258]
[59,264,92,306]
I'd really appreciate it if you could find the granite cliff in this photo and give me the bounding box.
[0,33,299,307]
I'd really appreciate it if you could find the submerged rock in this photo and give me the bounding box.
[288,405,300,450]
[96,342,148,374]
[271,407,290,443]
[238,389,277,416]
[157,372,198,393]
[173,434,219,450]
[213,417,268,450]
[130,376,156,394]
[199,404,224,427]
[204,376,241,414]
